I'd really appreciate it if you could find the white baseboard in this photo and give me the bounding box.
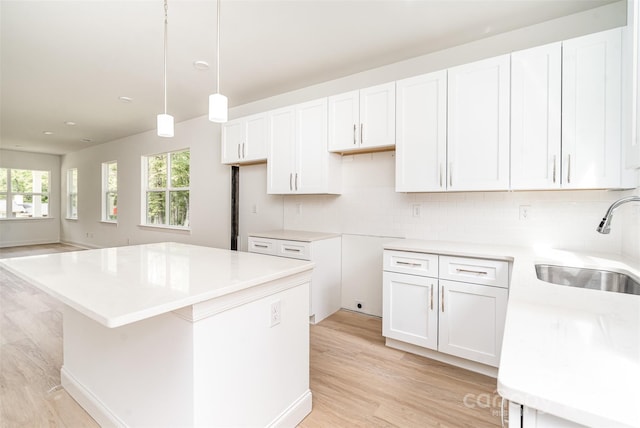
[267,389,313,428]
[60,240,101,250]
[0,238,59,248]
[385,338,498,378]
[61,367,126,428]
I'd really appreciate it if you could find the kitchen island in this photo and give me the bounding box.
[0,242,315,427]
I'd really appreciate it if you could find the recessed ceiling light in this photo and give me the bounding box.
[118,96,133,103]
[64,121,77,126]
[43,131,54,135]
[193,60,210,71]
[81,138,93,143]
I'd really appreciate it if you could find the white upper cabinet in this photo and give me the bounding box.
[510,42,562,190]
[562,28,622,189]
[447,54,511,191]
[221,113,268,165]
[624,0,640,170]
[328,82,395,153]
[267,98,341,195]
[395,70,448,192]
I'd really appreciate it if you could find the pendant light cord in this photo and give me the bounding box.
[216,0,220,94]
[163,0,168,114]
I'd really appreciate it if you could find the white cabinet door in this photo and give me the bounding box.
[562,28,622,189]
[448,54,510,191]
[328,82,395,153]
[328,90,359,152]
[296,98,329,193]
[268,99,340,194]
[243,113,268,162]
[511,42,562,190]
[221,119,243,164]
[360,82,396,150]
[221,113,267,165]
[396,70,447,192]
[438,279,508,367]
[383,271,438,350]
[267,106,297,194]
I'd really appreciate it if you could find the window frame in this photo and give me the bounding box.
[0,168,51,220]
[141,148,190,230]
[67,168,78,220]
[101,161,118,223]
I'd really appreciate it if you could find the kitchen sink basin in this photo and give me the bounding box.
[535,264,640,296]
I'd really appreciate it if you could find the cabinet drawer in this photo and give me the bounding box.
[276,240,311,260]
[439,256,509,288]
[247,237,276,255]
[383,250,438,277]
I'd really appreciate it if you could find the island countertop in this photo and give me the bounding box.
[0,242,315,328]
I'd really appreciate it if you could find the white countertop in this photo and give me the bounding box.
[384,240,640,428]
[0,242,314,328]
[248,229,341,242]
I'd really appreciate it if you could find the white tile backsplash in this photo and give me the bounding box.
[283,152,638,258]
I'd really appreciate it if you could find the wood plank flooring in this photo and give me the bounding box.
[0,244,502,427]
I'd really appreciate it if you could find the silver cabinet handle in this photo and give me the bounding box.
[430,284,434,311]
[289,173,293,191]
[567,154,571,184]
[254,244,268,248]
[439,163,443,188]
[237,144,241,159]
[295,173,298,191]
[284,247,301,252]
[353,124,357,145]
[552,155,557,184]
[360,123,364,145]
[441,287,445,313]
[456,268,488,275]
[242,143,246,158]
[449,162,453,187]
[395,260,421,267]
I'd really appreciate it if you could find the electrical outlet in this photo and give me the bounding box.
[355,300,364,311]
[252,204,257,214]
[296,203,302,215]
[519,205,531,221]
[412,204,421,218]
[270,300,281,327]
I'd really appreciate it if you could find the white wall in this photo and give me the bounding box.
[60,116,230,249]
[0,149,61,247]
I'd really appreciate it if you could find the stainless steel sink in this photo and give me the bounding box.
[535,264,640,296]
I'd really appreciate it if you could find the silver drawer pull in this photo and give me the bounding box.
[284,247,301,252]
[254,244,269,248]
[395,261,421,267]
[456,268,488,275]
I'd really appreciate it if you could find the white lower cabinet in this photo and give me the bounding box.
[438,279,508,367]
[383,249,509,369]
[248,233,341,324]
[508,402,587,428]
[383,271,438,350]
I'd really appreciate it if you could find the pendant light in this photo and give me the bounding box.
[157,0,174,137]
[209,0,228,123]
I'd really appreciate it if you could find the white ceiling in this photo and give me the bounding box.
[0,0,618,155]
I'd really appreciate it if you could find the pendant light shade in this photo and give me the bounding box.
[209,93,228,123]
[209,0,227,123]
[158,0,174,137]
[157,113,174,138]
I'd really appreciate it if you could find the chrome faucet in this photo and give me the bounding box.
[596,196,640,234]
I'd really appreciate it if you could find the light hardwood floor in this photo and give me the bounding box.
[1,244,502,427]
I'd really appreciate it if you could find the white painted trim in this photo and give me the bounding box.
[267,389,312,428]
[385,338,498,378]
[0,238,60,248]
[59,240,101,250]
[61,367,126,428]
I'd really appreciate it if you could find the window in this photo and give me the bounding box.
[102,161,117,222]
[142,149,190,228]
[67,168,78,219]
[0,168,50,219]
